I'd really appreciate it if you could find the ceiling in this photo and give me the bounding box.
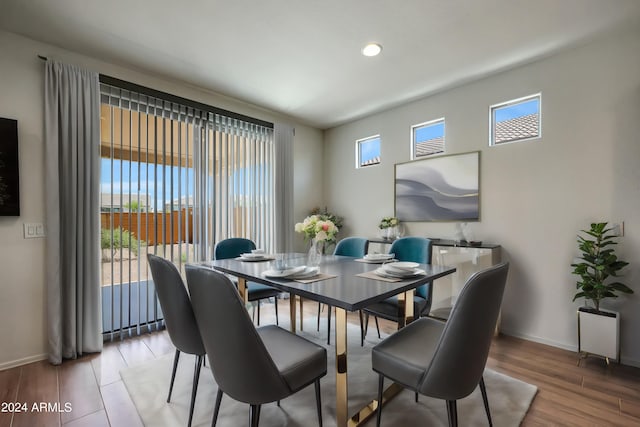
[2,0,640,129]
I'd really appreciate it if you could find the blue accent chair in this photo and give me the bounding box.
[214,238,282,325]
[363,236,433,339]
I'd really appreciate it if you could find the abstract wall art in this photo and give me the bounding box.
[394,151,479,222]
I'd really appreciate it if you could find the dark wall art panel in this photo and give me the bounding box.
[0,118,20,216]
[394,151,479,222]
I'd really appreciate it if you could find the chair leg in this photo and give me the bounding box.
[250,404,261,427]
[479,376,493,426]
[167,349,180,403]
[359,311,365,347]
[363,312,369,338]
[327,305,332,345]
[188,355,204,427]
[446,400,458,427]
[257,302,261,326]
[274,297,279,326]
[415,391,418,403]
[374,316,381,338]
[317,302,322,331]
[376,374,384,427]
[211,389,223,427]
[315,379,323,427]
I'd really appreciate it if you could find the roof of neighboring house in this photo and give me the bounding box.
[100,193,150,209]
[495,113,539,143]
[415,136,444,157]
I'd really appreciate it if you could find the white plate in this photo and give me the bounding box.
[376,266,425,279]
[263,266,307,278]
[241,253,265,259]
[364,253,394,261]
[391,261,419,270]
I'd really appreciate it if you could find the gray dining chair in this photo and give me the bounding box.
[316,237,369,345]
[371,262,509,427]
[185,265,327,427]
[147,254,206,427]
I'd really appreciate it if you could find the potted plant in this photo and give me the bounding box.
[571,222,633,362]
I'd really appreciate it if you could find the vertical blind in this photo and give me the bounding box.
[99,82,275,339]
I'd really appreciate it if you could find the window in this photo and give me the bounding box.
[411,118,445,158]
[490,93,541,146]
[99,80,275,338]
[356,135,381,168]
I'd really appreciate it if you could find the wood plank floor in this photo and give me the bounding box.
[1,298,639,427]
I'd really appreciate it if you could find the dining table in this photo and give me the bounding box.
[196,252,456,427]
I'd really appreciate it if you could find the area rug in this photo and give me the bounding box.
[121,316,537,426]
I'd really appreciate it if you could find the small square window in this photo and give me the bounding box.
[490,94,541,146]
[356,135,381,168]
[412,118,445,158]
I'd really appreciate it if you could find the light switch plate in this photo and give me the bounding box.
[23,223,46,239]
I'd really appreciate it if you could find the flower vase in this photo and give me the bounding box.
[308,238,322,267]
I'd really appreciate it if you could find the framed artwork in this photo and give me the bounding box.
[0,118,20,216]
[394,151,479,222]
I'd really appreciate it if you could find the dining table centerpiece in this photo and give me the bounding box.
[295,214,339,266]
[379,216,401,240]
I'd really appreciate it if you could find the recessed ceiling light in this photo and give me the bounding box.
[362,43,382,57]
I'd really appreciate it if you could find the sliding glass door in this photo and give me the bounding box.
[99,82,274,339]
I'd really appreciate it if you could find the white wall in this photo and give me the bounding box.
[0,31,323,369]
[324,25,640,366]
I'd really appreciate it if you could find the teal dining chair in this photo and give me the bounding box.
[316,237,369,345]
[363,236,433,340]
[214,238,282,325]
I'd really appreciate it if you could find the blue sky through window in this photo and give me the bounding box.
[495,98,539,122]
[414,121,444,142]
[359,137,380,164]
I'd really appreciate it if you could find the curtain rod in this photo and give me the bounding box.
[37,54,274,129]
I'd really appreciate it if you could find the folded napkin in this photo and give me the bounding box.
[356,270,402,283]
[295,273,337,284]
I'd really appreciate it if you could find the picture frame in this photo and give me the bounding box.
[0,118,20,216]
[394,150,479,222]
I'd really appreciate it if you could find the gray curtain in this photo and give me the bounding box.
[44,60,102,364]
[274,123,294,252]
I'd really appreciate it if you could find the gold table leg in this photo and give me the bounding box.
[335,307,348,427]
[340,289,416,427]
[289,295,297,334]
[238,278,248,304]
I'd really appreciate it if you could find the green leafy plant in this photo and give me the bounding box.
[101,227,147,256]
[571,222,633,313]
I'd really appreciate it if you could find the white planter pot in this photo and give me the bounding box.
[578,307,619,362]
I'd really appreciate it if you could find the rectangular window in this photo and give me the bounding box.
[490,93,541,146]
[412,118,445,159]
[356,135,381,168]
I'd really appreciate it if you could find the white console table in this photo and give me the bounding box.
[368,237,502,325]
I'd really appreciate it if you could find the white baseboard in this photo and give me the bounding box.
[499,328,640,368]
[0,353,48,371]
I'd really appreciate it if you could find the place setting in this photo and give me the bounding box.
[262,256,336,283]
[357,261,426,282]
[355,252,397,263]
[235,249,275,262]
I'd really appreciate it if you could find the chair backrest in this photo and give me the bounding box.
[214,237,256,260]
[147,254,205,356]
[389,237,432,298]
[418,262,509,400]
[334,237,369,257]
[185,265,290,404]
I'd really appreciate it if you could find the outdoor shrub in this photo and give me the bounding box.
[101,227,146,256]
